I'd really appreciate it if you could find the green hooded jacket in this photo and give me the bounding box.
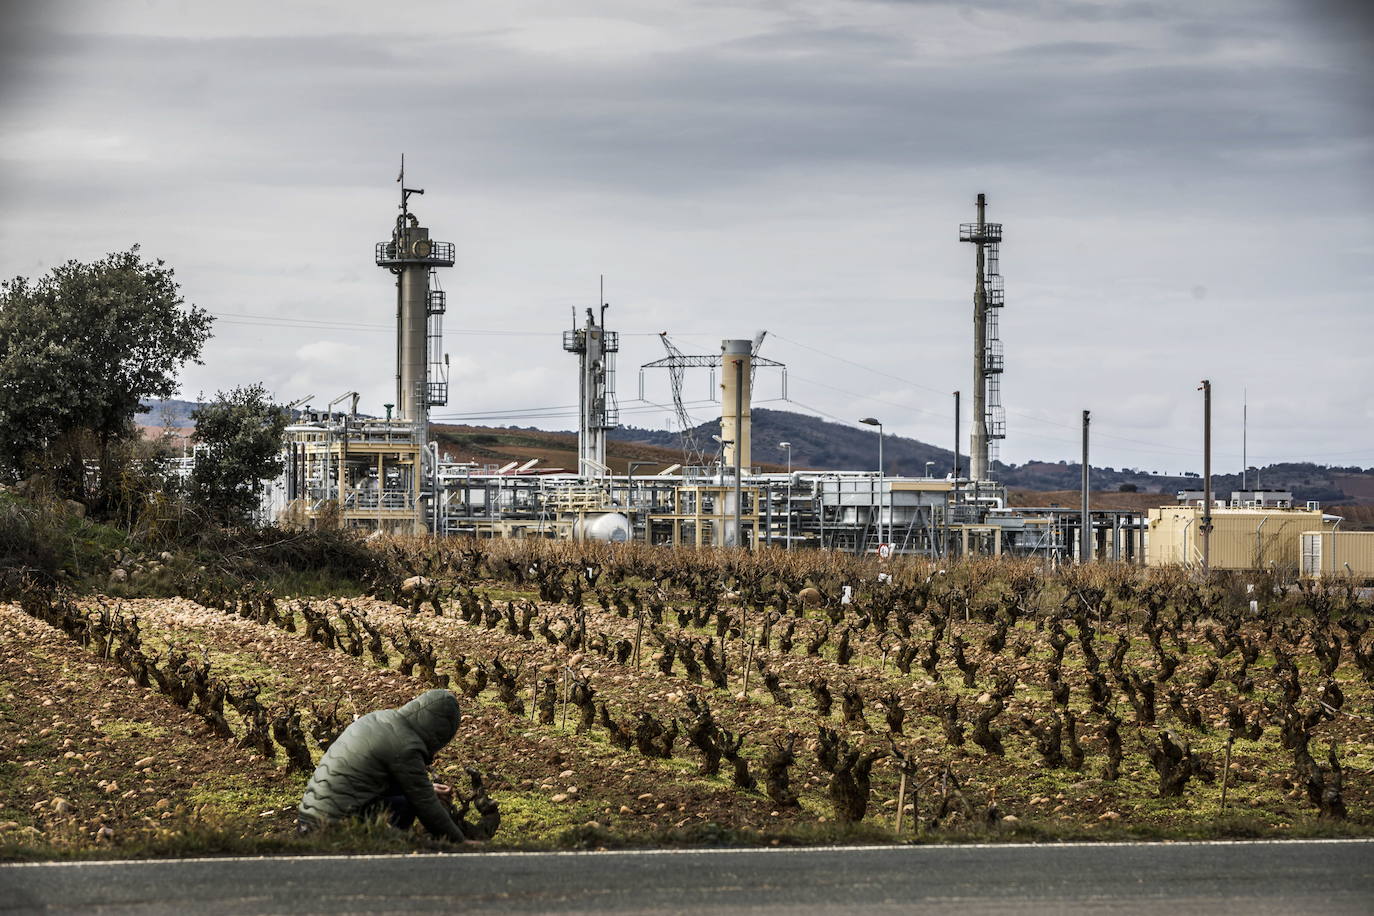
[298,689,466,841]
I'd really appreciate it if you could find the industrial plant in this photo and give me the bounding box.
[266,178,1364,576]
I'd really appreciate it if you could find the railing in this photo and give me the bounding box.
[959,222,1002,243]
[984,340,1004,373]
[547,483,614,511]
[987,409,1007,439]
[306,488,414,510]
[374,240,456,267]
[562,329,620,353]
[345,489,414,510]
[985,275,1004,307]
[426,380,448,407]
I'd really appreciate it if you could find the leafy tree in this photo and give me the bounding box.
[0,247,212,510]
[189,384,287,526]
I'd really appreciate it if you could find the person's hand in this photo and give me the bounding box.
[432,782,453,799]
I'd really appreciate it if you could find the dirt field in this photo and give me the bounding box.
[3,542,1372,858]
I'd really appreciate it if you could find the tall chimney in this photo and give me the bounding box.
[720,339,752,471]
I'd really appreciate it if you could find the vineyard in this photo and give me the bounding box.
[2,539,1373,858]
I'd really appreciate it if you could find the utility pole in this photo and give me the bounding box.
[1242,387,1248,491]
[951,390,960,559]
[1081,410,1091,564]
[952,391,961,496]
[878,425,885,550]
[780,442,793,551]
[1199,379,1213,576]
[860,417,885,551]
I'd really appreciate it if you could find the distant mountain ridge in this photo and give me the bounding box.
[144,399,1373,504]
[609,407,1373,504]
[139,398,201,427]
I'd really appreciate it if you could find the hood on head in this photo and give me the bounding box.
[397,689,461,759]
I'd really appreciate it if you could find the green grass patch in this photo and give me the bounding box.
[489,791,595,847]
[184,775,300,824]
[97,718,172,742]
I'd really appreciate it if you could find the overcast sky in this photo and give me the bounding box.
[2,0,1371,473]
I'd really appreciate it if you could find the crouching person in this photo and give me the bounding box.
[298,689,474,843]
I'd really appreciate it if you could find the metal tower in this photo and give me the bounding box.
[641,336,784,472]
[563,299,619,478]
[959,193,1005,481]
[375,160,453,431]
[645,333,710,468]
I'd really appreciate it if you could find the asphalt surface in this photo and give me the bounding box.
[2,840,1372,915]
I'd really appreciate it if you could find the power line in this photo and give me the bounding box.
[779,397,864,429]
[770,330,1204,457]
[786,373,952,424]
[212,311,669,337]
[429,398,720,424]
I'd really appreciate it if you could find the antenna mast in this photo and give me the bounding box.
[398,153,424,222]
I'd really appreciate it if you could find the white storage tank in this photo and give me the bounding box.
[573,512,632,543]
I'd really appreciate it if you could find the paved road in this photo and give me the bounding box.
[2,840,1372,915]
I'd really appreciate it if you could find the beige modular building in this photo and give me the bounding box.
[1300,530,1374,581]
[1146,505,1337,572]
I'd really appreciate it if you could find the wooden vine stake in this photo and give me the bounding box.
[740,604,749,686]
[743,639,755,695]
[560,666,570,731]
[1218,732,1235,817]
[912,780,921,837]
[895,772,908,834]
[889,740,918,837]
[104,607,120,660]
[633,606,644,669]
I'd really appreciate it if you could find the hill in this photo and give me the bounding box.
[612,409,1374,503]
[431,425,734,475]
[139,398,201,427]
[144,399,1373,503]
[610,407,956,475]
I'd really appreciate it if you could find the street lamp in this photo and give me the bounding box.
[925,460,935,478]
[859,418,883,551]
[779,442,793,550]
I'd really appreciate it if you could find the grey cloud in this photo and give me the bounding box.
[8,5,1368,206]
[0,0,61,107]
[2,0,1371,466]
[1000,40,1142,60]
[870,0,1174,22]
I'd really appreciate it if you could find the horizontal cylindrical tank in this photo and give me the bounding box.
[573,512,632,543]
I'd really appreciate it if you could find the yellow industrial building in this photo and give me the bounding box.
[1146,505,1338,572]
[1300,530,1374,581]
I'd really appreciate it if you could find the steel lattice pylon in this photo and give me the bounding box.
[641,333,785,469]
